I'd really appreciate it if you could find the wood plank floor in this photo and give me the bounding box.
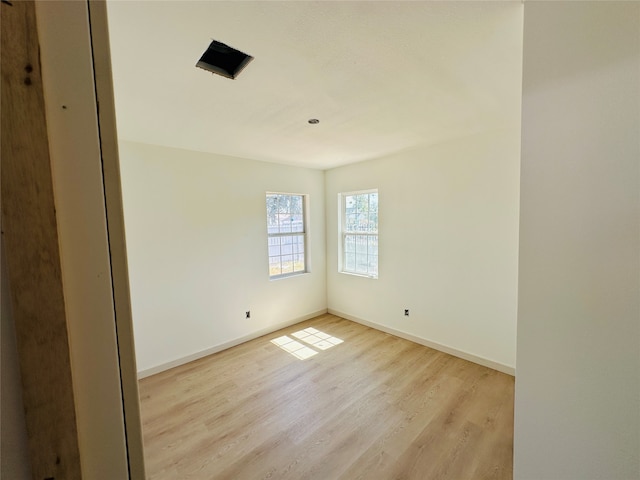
[139,314,514,479]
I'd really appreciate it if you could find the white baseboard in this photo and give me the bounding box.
[138,308,515,378]
[328,309,515,376]
[137,309,328,379]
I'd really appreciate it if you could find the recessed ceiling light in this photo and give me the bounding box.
[308,119,320,124]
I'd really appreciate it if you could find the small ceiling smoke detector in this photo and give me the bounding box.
[196,40,253,79]
[308,119,320,124]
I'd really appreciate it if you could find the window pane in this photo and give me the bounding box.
[281,241,293,255]
[293,254,305,272]
[277,195,289,213]
[268,235,280,245]
[345,213,357,232]
[354,195,362,213]
[368,236,378,256]
[357,212,369,231]
[268,243,281,257]
[291,214,304,233]
[267,194,306,278]
[345,235,355,253]
[368,211,378,232]
[345,252,356,271]
[266,195,278,226]
[369,255,378,275]
[356,254,368,274]
[340,190,378,277]
[290,195,303,214]
[357,194,369,214]
[278,214,292,233]
[369,193,378,212]
[345,195,356,214]
[281,255,294,274]
[269,257,282,276]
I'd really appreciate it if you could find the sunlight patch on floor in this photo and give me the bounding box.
[271,336,318,360]
[292,327,344,350]
[271,327,343,360]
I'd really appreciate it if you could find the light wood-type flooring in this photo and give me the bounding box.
[139,314,514,479]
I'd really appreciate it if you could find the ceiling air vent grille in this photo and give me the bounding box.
[196,40,253,80]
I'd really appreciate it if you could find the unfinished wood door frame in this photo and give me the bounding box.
[1,1,82,478]
[2,1,145,477]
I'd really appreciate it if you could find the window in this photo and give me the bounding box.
[339,190,378,278]
[266,193,307,278]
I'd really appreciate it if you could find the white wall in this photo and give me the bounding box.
[514,3,640,479]
[119,141,327,374]
[325,127,521,372]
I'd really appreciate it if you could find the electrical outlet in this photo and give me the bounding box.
[404,309,409,316]
[246,311,250,319]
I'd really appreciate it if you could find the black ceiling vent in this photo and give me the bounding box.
[196,40,253,79]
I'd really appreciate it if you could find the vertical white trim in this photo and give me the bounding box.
[36,1,132,477]
[86,2,147,478]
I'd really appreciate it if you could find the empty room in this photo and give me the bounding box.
[2,1,638,480]
[107,1,520,478]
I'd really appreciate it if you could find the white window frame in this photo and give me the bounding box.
[266,192,309,279]
[338,189,378,279]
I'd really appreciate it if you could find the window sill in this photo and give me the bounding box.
[339,271,378,280]
[269,271,309,281]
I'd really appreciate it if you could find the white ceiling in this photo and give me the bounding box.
[106,1,523,170]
